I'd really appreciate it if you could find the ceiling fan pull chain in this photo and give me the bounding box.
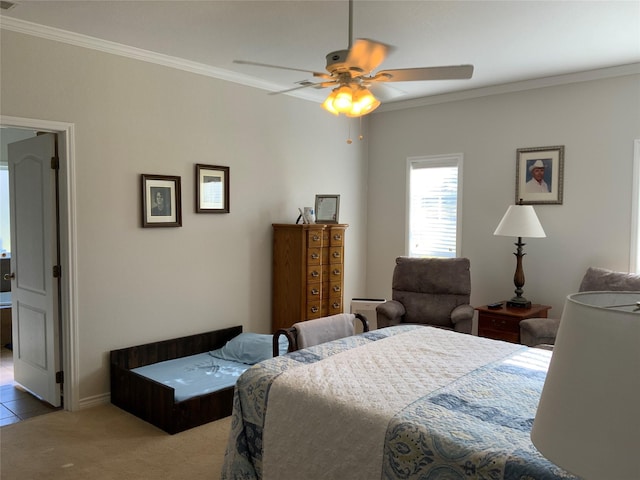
[346,121,353,144]
[359,116,364,140]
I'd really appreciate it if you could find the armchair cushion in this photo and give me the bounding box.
[520,317,561,347]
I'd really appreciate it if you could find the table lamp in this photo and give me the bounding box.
[493,200,546,308]
[531,291,640,479]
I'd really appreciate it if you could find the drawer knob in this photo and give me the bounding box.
[311,306,319,313]
[311,253,319,259]
[333,269,341,275]
[333,234,342,240]
[332,302,340,309]
[332,251,341,258]
[311,270,319,277]
[312,235,320,241]
[333,285,341,292]
[311,288,319,296]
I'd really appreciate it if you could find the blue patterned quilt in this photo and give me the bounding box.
[221,325,576,480]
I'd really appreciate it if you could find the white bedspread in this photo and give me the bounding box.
[262,327,522,480]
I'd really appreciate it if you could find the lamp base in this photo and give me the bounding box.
[507,298,532,309]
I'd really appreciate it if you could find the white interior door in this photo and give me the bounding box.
[8,133,61,407]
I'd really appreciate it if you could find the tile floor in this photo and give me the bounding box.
[0,346,60,426]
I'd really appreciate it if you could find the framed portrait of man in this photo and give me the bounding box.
[516,146,564,205]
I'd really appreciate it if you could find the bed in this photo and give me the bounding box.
[222,324,577,479]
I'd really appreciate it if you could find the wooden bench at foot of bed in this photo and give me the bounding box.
[110,325,242,434]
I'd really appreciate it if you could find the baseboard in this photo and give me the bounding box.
[78,392,110,410]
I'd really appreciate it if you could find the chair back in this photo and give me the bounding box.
[579,267,640,292]
[273,313,369,356]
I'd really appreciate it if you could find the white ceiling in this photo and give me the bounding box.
[2,0,639,109]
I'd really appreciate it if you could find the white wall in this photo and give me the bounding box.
[366,73,640,321]
[1,30,369,403]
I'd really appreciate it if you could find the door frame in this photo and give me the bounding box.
[1,115,78,412]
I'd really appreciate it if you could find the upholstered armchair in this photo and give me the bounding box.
[376,257,473,333]
[520,267,640,347]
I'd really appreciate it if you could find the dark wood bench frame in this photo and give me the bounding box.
[110,325,242,434]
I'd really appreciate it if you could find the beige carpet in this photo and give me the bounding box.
[0,404,231,480]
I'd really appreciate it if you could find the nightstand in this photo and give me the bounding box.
[476,303,551,343]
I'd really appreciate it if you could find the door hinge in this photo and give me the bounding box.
[51,156,59,170]
[56,371,64,384]
[53,265,62,278]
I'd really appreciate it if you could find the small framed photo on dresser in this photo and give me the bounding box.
[315,194,340,224]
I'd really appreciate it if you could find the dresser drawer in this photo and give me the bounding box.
[306,301,323,319]
[307,247,321,265]
[328,246,343,264]
[330,228,345,246]
[307,229,323,247]
[329,265,343,280]
[306,283,322,300]
[306,266,322,283]
[328,281,342,299]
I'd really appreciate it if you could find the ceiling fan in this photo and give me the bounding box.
[233,0,473,117]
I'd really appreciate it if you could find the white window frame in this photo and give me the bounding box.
[406,153,464,258]
[631,139,640,273]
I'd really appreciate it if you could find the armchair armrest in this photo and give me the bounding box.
[520,317,560,347]
[450,304,474,334]
[376,300,405,328]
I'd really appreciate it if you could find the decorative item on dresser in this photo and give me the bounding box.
[272,223,348,332]
[476,302,552,343]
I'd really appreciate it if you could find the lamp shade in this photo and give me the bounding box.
[493,204,546,238]
[531,292,640,479]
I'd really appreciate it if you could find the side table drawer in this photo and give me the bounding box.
[478,316,519,343]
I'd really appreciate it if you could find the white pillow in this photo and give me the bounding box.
[209,332,288,365]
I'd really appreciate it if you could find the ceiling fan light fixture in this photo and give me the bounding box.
[332,85,354,113]
[322,85,380,117]
[348,87,380,116]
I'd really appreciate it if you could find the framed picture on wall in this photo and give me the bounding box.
[516,145,564,205]
[315,194,340,224]
[141,174,182,227]
[196,164,230,213]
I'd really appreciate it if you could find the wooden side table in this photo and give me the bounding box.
[476,303,551,343]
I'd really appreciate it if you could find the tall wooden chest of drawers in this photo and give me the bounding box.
[272,223,348,332]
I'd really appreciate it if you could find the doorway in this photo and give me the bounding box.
[0,116,78,421]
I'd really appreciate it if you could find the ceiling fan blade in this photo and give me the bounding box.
[233,60,332,79]
[267,80,337,96]
[367,82,407,102]
[374,65,474,82]
[346,38,392,74]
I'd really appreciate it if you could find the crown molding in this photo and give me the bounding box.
[2,16,638,111]
[375,63,640,113]
[0,16,322,103]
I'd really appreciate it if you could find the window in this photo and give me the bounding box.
[407,154,463,258]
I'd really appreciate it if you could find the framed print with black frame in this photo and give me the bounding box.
[315,194,340,224]
[141,174,182,227]
[196,164,230,213]
[516,145,564,205]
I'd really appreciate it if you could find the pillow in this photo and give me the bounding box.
[209,332,288,365]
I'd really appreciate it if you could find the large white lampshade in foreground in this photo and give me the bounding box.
[531,291,640,479]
